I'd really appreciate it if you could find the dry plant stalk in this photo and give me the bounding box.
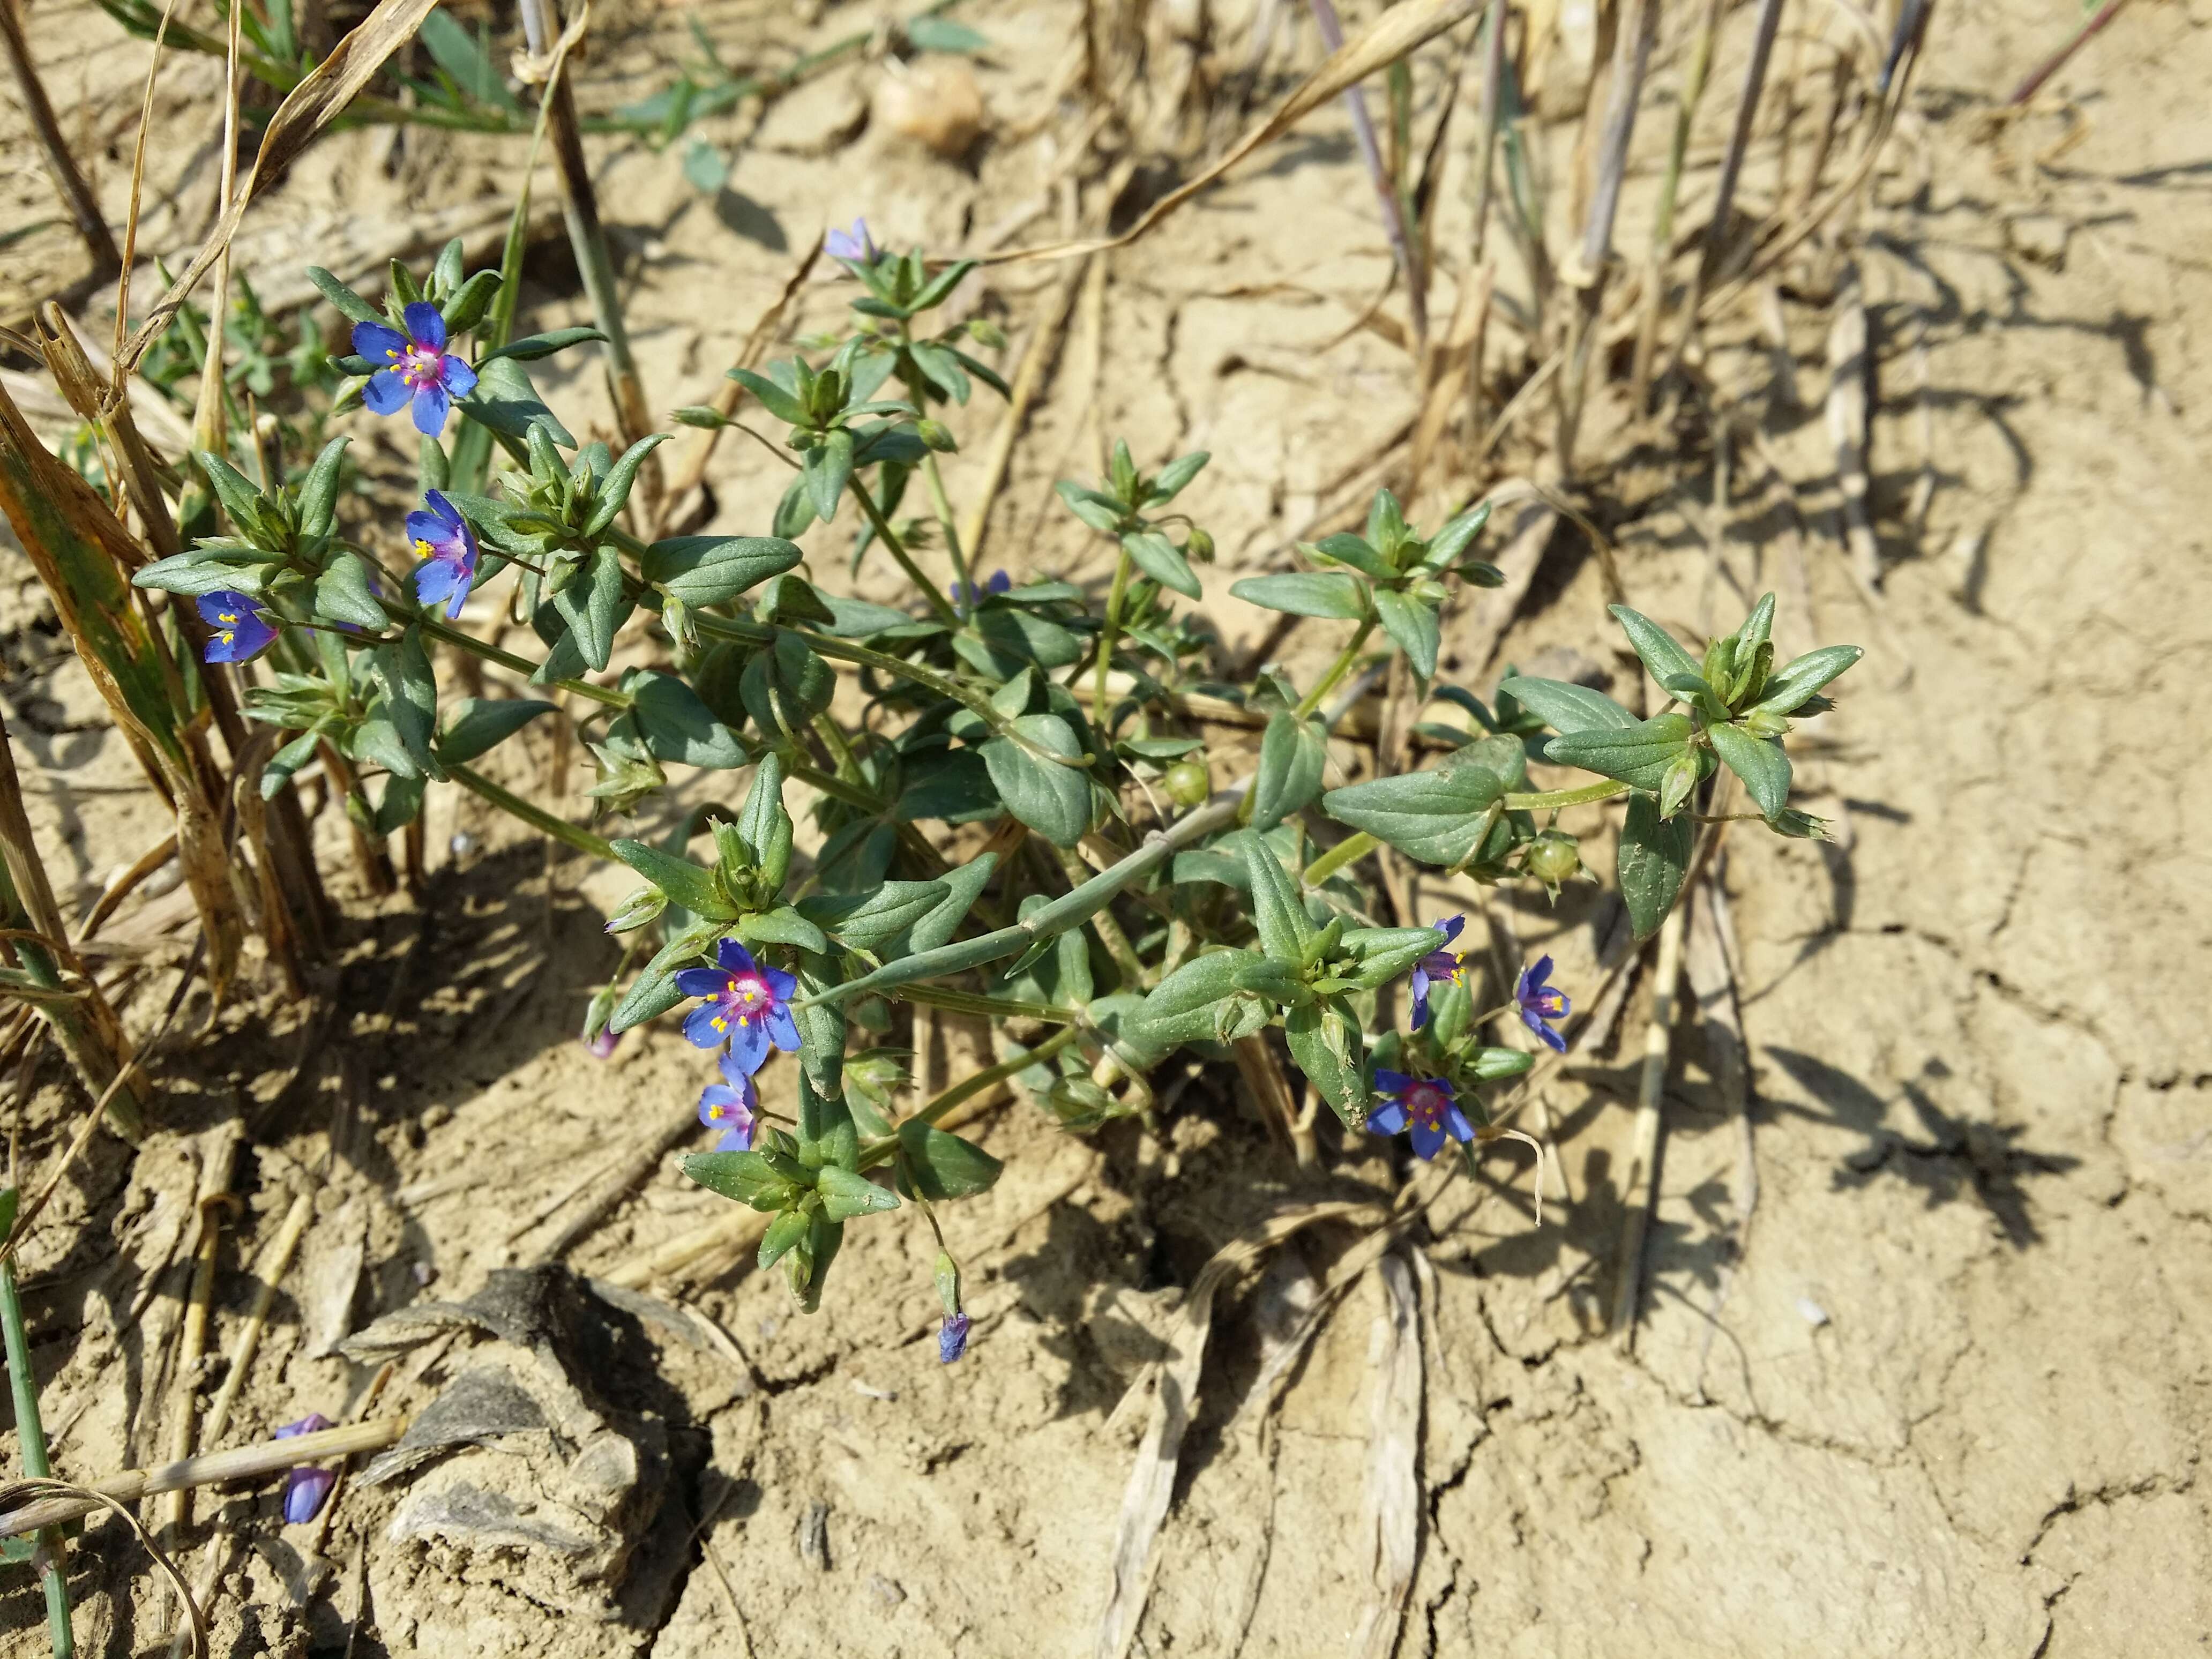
[0,0,121,273]
[1347,1252,1422,1659]
[196,1191,315,1449]
[163,1125,242,1534]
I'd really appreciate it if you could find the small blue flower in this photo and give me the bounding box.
[1367,1070,1476,1161]
[675,938,801,1073]
[584,1028,620,1060]
[353,302,478,437]
[949,569,1011,616]
[698,1052,760,1152]
[1408,913,1470,1030]
[197,589,278,663]
[405,489,479,619]
[938,1312,972,1364]
[824,218,878,263]
[1514,955,1571,1054]
[275,1413,336,1524]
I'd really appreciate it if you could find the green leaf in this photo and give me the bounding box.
[797,880,951,951]
[644,534,803,606]
[1120,529,1200,599]
[373,772,425,835]
[682,137,728,193]
[1424,501,1492,566]
[1753,645,1863,716]
[736,750,793,887]
[583,433,668,536]
[1543,714,1695,792]
[682,1150,801,1212]
[1618,794,1694,941]
[1284,998,1365,1127]
[1252,710,1327,829]
[1229,571,1367,619]
[1373,588,1440,678]
[1055,480,1122,534]
[350,716,417,780]
[908,257,978,313]
[437,696,555,764]
[420,6,520,108]
[297,435,351,537]
[1708,722,1792,819]
[981,714,1092,846]
[195,450,267,530]
[890,853,999,956]
[1129,950,1304,1047]
[757,1208,809,1268]
[792,969,848,1109]
[805,426,854,521]
[1242,830,1316,962]
[307,266,382,325]
[905,14,989,52]
[313,551,387,630]
[459,355,574,447]
[730,367,809,425]
[1302,531,1394,578]
[736,906,829,954]
[380,627,444,781]
[1493,676,1638,735]
[631,670,748,769]
[440,269,502,335]
[816,1165,899,1221]
[1147,450,1209,503]
[550,544,631,673]
[133,552,273,596]
[611,838,736,920]
[1341,926,1446,988]
[1610,604,1704,689]
[477,326,607,365]
[895,1120,1003,1199]
[1453,730,1528,791]
[1321,765,1505,866]
[907,340,970,402]
[607,922,719,1033]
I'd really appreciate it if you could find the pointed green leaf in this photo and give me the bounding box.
[1610,604,1703,689]
[895,1120,1003,1200]
[1542,714,1695,792]
[1618,793,1694,940]
[1242,830,1316,962]
[436,696,555,764]
[1373,588,1440,678]
[1321,765,1504,866]
[1252,711,1327,829]
[1707,722,1792,819]
[1229,572,1367,619]
[981,714,1092,846]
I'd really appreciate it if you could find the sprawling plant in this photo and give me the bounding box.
[134,233,1860,1353]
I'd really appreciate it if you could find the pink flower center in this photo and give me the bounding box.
[724,972,770,1019]
[1403,1083,1448,1126]
[394,342,446,390]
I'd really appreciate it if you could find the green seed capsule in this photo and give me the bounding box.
[1525,832,1581,887]
[916,418,958,452]
[1164,759,1210,808]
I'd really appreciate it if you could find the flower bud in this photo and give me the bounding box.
[1185,526,1215,563]
[1658,750,1701,819]
[1744,707,1789,739]
[1524,832,1581,889]
[916,418,958,453]
[672,405,728,430]
[933,1249,963,1317]
[603,885,667,934]
[1163,759,1210,808]
[966,318,1008,350]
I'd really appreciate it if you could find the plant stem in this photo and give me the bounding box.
[411,611,629,707]
[1,1228,75,1657]
[1294,618,1378,721]
[1052,842,1148,987]
[893,983,1082,1025]
[855,1025,1083,1174]
[850,475,963,628]
[447,761,618,861]
[1092,548,1133,722]
[1304,829,1378,885]
[1504,778,1629,811]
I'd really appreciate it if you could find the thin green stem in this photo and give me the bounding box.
[850,477,963,628]
[1304,830,1378,886]
[1092,548,1133,724]
[855,1024,1083,1171]
[400,607,630,708]
[1,1237,73,1658]
[1294,618,1378,721]
[788,760,882,815]
[892,983,1082,1025]
[446,761,618,861]
[920,451,970,599]
[1503,779,1629,811]
[1052,842,1147,988]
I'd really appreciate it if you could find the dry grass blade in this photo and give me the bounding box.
[163,1123,241,1533]
[112,0,188,363]
[1407,261,1491,500]
[0,0,121,274]
[1347,1252,1422,1659]
[197,1191,314,1448]
[0,1478,206,1653]
[986,0,1484,269]
[117,0,443,377]
[1093,1199,1385,1659]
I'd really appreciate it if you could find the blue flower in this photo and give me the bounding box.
[938,1312,972,1364]
[698,1052,760,1152]
[824,218,878,263]
[950,569,1010,616]
[196,589,278,663]
[675,938,801,1073]
[1408,913,1470,1030]
[353,302,478,437]
[1514,955,1571,1053]
[405,489,480,619]
[1367,1070,1475,1161]
[275,1413,336,1524]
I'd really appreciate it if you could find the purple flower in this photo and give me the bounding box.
[405,489,479,619]
[698,1051,760,1152]
[196,590,278,663]
[949,569,1010,616]
[1408,914,1470,1030]
[675,938,801,1073]
[275,1413,336,1524]
[584,1028,620,1060]
[1367,1070,1475,1161]
[353,302,478,437]
[938,1312,971,1364]
[824,218,878,263]
[1513,955,1571,1054]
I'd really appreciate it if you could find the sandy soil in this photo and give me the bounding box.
[3,0,2210,1655]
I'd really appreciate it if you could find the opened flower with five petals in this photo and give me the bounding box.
[677,938,801,1073]
[1514,955,1571,1053]
[353,302,478,437]
[197,590,278,664]
[1408,913,1473,1030]
[1367,1070,1476,1161]
[697,1051,760,1152]
[406,490,480,619]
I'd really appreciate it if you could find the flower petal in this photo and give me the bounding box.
[1367,1101,1410,1136]
[410,380,451,436]
[362,368,410,415]
[682,1003,731,1048]
[1436,914,1464,944]
[766,1006,801,1052]
[439,354,477,398]
[674,968,730,998]
[283,1464,336,1526]
[1441,1105,1477,1144]
[713,1125,753,1153]
[716,938,759,974]
[1408,1120,1445,1161]
[727,1019,771,1075]
[404,509,458,556]
[698,1085,739,1128]
[763,967,798,1003]
[402,300,447,350]
[413,558,460,609]
[1372,1068,1413,1094]
[1527,954,1555,989]
[1533,1019,1568,1055]
[352,321,406,363]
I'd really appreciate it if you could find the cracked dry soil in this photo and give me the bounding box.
[3,0,2211,1655]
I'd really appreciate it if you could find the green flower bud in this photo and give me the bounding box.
[1744,707,1789,739]
[1163,758,1210,808]
[603,885,668,934]
[1524,832,1581,890]
[933,1250,962,1318]
[1185,526,1215,563]
[672,405,728,430]
[916,418,958,453]
[1658,749,1702,819]
[1766,808,1830,840]
[966,318,1008,350]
